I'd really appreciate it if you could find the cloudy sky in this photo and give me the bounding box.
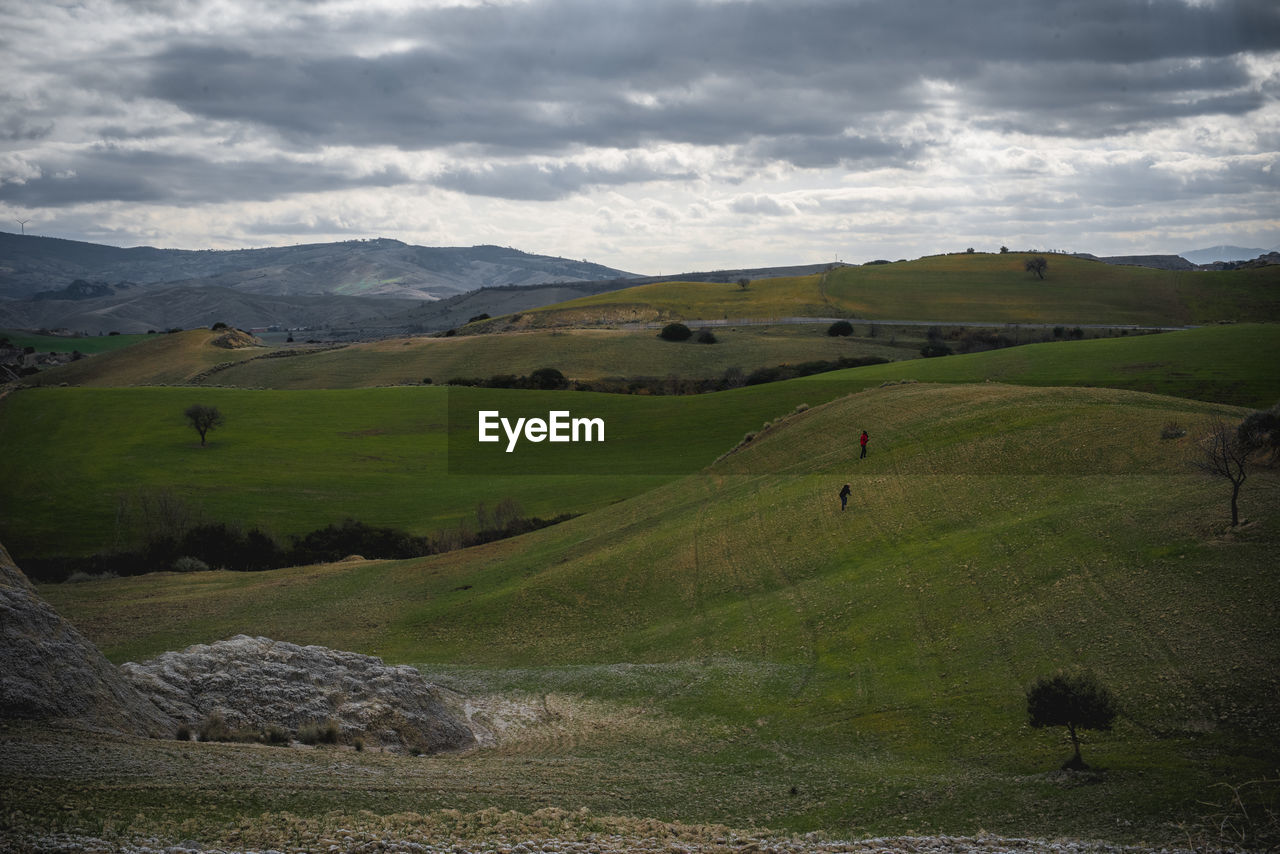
[1,0,1278,273]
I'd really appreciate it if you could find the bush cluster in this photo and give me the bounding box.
[445,367,568,390]
[742,356,890,386]
[28,510,578,583]
[297,720,341,746]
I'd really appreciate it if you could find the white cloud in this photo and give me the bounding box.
[1,0,1278,269]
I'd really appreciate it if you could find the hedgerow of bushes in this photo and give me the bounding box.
[26,511,577,583]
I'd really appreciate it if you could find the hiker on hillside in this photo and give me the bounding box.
[859,430,869,459]
[839,483,851,511]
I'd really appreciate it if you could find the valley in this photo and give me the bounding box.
[2,252,1279,852]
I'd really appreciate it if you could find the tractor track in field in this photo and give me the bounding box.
[748,482,821,698]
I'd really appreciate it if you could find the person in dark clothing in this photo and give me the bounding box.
[859,430,869,458]
[839,483,851,510]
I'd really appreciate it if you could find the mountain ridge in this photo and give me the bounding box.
[0,233,639,302]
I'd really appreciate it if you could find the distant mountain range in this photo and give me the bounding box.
[6,231,1276,336]
[1072,246,1280,271]
[0,233,637,301]
[1178,245,1277,266]
[0,233,843,336]
[0,233,640,334]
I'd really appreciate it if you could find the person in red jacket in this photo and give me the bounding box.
[859,430,869,458]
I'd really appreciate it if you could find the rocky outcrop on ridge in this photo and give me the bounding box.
[120,635,476,753]
[0,542,174,736]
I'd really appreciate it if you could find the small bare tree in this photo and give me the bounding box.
[1025,256,1048,280]
[1194,417,1252,527]
[736,277,750,290]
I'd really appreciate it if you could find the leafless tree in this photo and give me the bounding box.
[1025,256,1048,279]
[1193,417,1252,527]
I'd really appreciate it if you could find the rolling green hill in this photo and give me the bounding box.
[498,253,1280,328]
[22,327,268,386]
[29,382,1280,845]
[128,325,907,389]
[0,329,152,355]
[809,323,1280,409]
[4,325,1277,561]
[0,381,844,560]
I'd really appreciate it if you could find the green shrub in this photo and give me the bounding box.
[197,711,234,743]
[695,329,717,344]
[263,724,291,746]
[298,720,340,746]
[920,342,952,358]
[658,322,693,342]
[529,367,569,389]
[827,320,853,337]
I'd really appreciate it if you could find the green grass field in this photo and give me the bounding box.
[3,325,1276,560]
[510,253,1280,328]
[810,323,1280,409]
[2,328,153,355]
[18,382,1279,847]
[182,325,912,389]
[0,381,851,559]
[3,279,1279,850]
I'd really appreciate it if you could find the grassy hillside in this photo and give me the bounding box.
[29,383,1280,845]
[809,323,1280,409]
[24,327,267,386]
[4,325,1277,559]
[185,325,910,389]
[0,382,844,560]
[507,253,1280,328]
[1,329,152,355]
[27,317,1280,416]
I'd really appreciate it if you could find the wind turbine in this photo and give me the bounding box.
[15,219,30,235]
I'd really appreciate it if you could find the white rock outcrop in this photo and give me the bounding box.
[120,634,475,753]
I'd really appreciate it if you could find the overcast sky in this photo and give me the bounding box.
[1,0,1278,273]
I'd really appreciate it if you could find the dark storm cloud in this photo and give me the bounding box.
[746,134,928,169]
[966,56,1269,136]
[0,148,412,207]
[433,160,697,201]
[128,0,1279,159]
[6,0,1278,226]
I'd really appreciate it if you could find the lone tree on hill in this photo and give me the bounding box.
[737,277,750,290]
[184,404,224,447]
[1027,669,1118,771]
[1194,415,1256,527]
[1025,256,1048,279]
